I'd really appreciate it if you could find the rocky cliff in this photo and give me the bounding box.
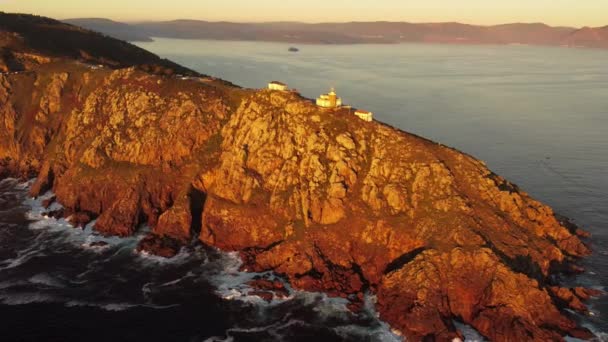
[0,13,600,341]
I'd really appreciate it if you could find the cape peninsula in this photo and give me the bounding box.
[0,13,600,341]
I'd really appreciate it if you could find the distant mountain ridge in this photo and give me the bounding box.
[64,18,608,48]
[561,25,608,48]
[63,18,153,42]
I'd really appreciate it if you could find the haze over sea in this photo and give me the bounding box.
[136,38,608,333]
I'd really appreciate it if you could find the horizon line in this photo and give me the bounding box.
[59,16,608,30]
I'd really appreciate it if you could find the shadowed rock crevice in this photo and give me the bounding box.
[350,262,370,292]
[477,230,546,283]
[484,171,521,193]
[246,239,284,253]
[295,268,324,280]
[555,213,590,237]
[383,247,427,275]
[30,163,54,197]
[188,186,206,237]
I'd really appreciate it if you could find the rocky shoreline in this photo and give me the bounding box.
[0,13,602,341]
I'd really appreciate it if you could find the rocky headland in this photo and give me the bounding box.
[0,13,601,341]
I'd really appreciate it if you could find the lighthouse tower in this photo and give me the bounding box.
[328,87,338,107]
[316,87,343,108]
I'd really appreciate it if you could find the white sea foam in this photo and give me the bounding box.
[65,300,136,311]
[0,243,44,270]
[207,252,403,341]
[28,273,65,288]
[101,303,140,311]
[330,294,403,341]
[566,334,602,342]
[159,272,197,287]
[575,321,608,342]
[23,191,142,253]
[454,321,486,342]
[65,299,180,312]
[209,251,294,304]
[205,250,405,341]
[0,178,18,186]
[0,280,25,290]
[210,251,266,302]
[590,332,608,342]
[204,318,308,342]
[334,324,402,342]
[0,292,59,305]
[204,337,234,342]
[15,179,36,190]
[134,246,194,265]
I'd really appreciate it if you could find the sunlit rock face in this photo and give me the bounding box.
[0,13,598,342]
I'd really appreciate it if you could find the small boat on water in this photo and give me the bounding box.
[288,47,300,52]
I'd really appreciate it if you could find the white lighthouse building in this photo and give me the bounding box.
[354,109,373,122]
[316,87,343,108]
[268,81,288,91]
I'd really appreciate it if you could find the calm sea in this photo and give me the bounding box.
[0,39,605,341]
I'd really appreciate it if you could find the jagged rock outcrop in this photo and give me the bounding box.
[0,13,601,342]
[193,90,594,340]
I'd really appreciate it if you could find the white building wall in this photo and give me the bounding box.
[316,98,331,107]
[355,111,373,122]
[316,95,343,108]
[268,83,288,91]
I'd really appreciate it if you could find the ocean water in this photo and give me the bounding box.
[0,39,606,341]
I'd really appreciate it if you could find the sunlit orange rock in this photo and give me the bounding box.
[0,13,599,341]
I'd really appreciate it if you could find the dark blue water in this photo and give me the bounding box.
[0,40,606,341]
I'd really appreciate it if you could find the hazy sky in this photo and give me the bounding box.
[1,0,606,27]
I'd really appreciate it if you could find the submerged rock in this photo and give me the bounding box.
[247,277,290,302]
[136,234,183,258]
[89,241,109,248]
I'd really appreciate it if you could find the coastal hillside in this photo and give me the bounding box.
[0,12,600,341]
[0,12,194,75]
[68,18,608,48]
